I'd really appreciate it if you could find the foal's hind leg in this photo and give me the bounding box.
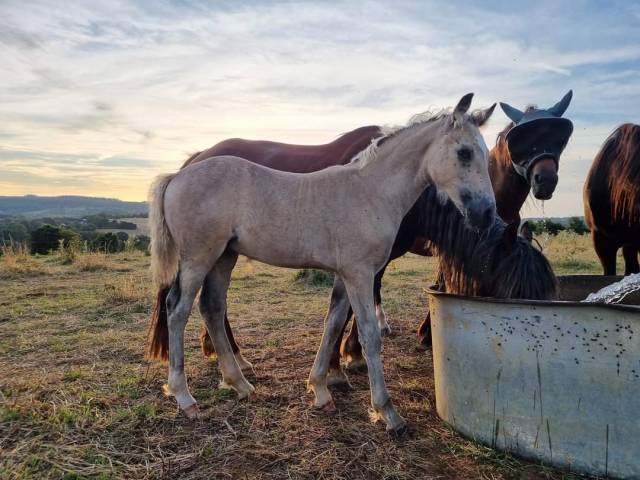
[199,252,255,399]
[308,276,352,408]
[165,263,210,418]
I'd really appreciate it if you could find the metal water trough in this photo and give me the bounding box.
[428,275,640,479]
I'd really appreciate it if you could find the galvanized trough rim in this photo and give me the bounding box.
[426,286,640,314]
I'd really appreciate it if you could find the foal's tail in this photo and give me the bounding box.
[146,174,179,361]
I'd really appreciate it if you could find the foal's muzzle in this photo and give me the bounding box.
[462,193,496,229]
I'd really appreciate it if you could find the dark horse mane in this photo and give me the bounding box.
[593,123,640,223]
[417,186,558,300]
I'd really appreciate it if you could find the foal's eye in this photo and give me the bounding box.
[457,147,473,162]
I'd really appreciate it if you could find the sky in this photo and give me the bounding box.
[1,0,639,217]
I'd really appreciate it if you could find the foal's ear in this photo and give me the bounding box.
[502,221,519,252]
[454,93,474,115]
[472,103,496,127]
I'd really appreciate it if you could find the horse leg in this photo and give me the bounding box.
[416,311,432,350]
[341,319,366,371]
[416,270,442,349]
[327,305,353,388]
[199,252,255,399]
[623,244,640,275]
[200,315,253,373]
[593,231,619,275]
[344,271,406,433]
[341,263,391,370]
[165,263,209,418]
[374,265,391,337]
[307,276,352,408]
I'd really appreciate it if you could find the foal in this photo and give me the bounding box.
[146,94,496,432]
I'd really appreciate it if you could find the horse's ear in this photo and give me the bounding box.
[453,93,473,126]
[454,93,474,115]
[519,221,534,244]
[472,103,496,127]
[502,221,519,252]
[499,102,524,123]
[547,90,573,117]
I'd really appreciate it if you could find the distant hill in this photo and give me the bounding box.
[0,195,148,218]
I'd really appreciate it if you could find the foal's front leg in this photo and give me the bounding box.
[340,265,389,371]
[344,272,406,433]
[307,276,352,408]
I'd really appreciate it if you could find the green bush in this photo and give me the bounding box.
[567,217,589,234]
[293,269,334,287]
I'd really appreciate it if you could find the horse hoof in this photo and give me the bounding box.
[380,325,392,337]
[236,383,256,400]
[326,369,352,390]
[387,420,408,437]
[182,403,200,419]
[313,399,336,413]
[415,337,432,351]
[344,357,367,372]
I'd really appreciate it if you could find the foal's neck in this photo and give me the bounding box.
[357,121,439,219]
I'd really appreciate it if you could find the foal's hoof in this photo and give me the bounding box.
[344,356,367,372]
[313,399,336,414]
[380,325,392,337]
[182,403,200,419]
[387,420,408,437]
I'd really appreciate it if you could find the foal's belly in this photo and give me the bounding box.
[229,230,333,271]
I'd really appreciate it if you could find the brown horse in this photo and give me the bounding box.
[584,123,640,275]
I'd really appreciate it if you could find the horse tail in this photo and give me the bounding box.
[146,173,179,361]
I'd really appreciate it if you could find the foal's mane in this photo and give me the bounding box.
[418,186,557,300]
[350,109,452,166]
[596,123,640,223]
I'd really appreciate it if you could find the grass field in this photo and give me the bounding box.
[0,233,622,479]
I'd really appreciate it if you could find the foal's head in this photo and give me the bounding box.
[424,93,497,229]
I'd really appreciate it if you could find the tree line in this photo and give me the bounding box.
[0,214,150,254]
[526,217,589,236]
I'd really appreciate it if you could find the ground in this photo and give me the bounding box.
[0,232,620,479]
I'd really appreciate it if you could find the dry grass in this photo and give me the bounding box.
[0,240,601,479]
[74,251,114,272]
[0,245,49,279]
[539,231,623,274]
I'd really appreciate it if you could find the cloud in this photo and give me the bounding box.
[0,0,639,212]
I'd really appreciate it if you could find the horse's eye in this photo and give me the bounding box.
[458,147,473,162]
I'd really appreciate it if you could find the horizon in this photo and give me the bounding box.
[1,1,639,217]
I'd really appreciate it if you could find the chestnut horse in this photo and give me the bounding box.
[584,123,640,275]
[194,94,571,366]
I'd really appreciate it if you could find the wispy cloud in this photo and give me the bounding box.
[0,0,639,216]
